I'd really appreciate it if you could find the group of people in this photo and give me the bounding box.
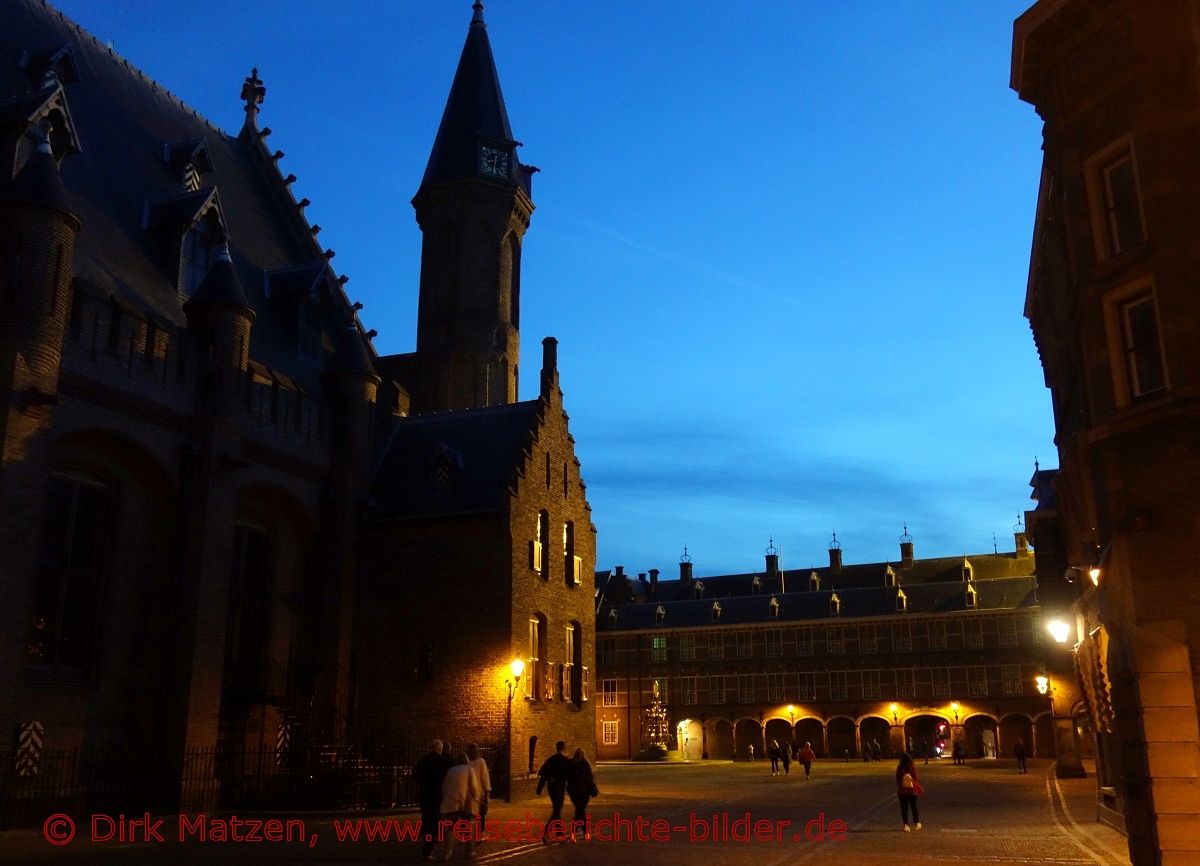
[861,739,884,762]
[766,740,817,780]
[414,740,492,861]
[415,739,598,859]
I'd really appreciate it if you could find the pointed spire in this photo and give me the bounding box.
[1,121,77,224]
[419,3,522,191]
[184,241,252,313]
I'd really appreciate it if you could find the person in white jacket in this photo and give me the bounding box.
[466,744,492,830]
[436,752,481,860]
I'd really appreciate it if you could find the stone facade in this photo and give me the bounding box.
[0,0,591,813]
[1013,1,1200,862]
[595,536,1081,769]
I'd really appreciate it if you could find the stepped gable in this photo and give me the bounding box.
[1,0,366,390]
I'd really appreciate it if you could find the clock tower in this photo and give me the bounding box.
[413,0,537,414]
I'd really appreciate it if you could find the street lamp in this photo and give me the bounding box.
[1035,675,1050,696]
[1046,619,1071,645]
[505,659,525,802]
[950,701,960,724]
[890,702,899,724]
[787,704,796,725]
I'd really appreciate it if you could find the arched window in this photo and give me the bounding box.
[31,472,110,667]
[563,521,578,585]
[527,613,547,700]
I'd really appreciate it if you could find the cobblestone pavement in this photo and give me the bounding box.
[0,758,1132,865]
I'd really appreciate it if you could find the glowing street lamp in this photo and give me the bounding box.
[1035,675,1050,696]
[950,701,960,724]
[505,658,525,801]
[1047,619,1071,644]
[787,704,796,725]
[890,702,899,724]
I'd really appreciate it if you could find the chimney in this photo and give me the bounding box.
[679,546,693,584]
[1014,515,1030,558]
[764,538,779,582]
[649,568,659,597]
[615,565,625,578]
[899,525,914,569]
[828,531,843,574]
[540,336,559,398]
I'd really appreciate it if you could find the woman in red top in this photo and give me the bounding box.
[895,752,922,831]
[798,742,817,781]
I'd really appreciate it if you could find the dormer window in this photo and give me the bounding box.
[183,162,201,192]
[965,583,978,609]
[608,609,618,627]
[768,597,780,618]
[809,571,820,591]
[711,601,722,622]
[896,588,908,612]
[164,137,212,192]
[830,592,841,616]
[751,575,761,594]
[884,564,897,587]
[961,558,974,583]
[180,214,220,298]
[655,605,666,625]
[694,581,705,598]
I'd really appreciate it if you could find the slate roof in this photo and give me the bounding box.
[1,0,366,392]
[419,2,532,195]
[596,551,1039,631]
[368,400,542,520]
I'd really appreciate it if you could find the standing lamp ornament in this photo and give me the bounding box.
[504,658,524,801]
[1035,673,1086,778]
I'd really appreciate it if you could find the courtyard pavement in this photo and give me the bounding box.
[0,758,1132,864]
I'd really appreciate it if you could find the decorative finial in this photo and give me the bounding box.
[1014,514,1025,533]
[241,67,266,119]
[1034,456,1040,472]
[899,524,912,544]
[471,0,485,27]
[766,537,778,556]
[828,530,841,551]
[680,545,691,564]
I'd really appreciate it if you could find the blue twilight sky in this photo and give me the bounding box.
[50,0,1055,576]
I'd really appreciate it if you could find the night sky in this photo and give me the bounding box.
[49,1,1052,576]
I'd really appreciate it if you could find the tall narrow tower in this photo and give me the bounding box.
[413,0,536,414]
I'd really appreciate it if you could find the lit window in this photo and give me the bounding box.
[602,679,617,707]
[563,521,580,586]
[602,720,618,746]
[651,634,667,662]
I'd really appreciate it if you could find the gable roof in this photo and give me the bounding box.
[368,399,542,520]
[1,0,365,392]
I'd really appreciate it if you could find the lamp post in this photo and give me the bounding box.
[1035,671,1085,778]
[890,702,901,756]
[505,659,525,801]
[786,704,796,756]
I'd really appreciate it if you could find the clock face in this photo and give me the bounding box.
[480,145,510,178]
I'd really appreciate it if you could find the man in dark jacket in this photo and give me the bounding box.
[536,740,572,843]
[414,738,453,859]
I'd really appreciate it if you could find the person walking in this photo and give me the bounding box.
[896,752,923,832]
[798,742,817,781]
[952,740,965,765]
[437,751,482,860]
[871,740,882,762]
[781,743,792,776]
[567,747,597,841]
[414,739,454,860]
[768,740,781,775]
[747,743,755,762]
[536,740,572,844]
[466,743,491,838]
[922,738,931,765]
[1013,738,1028,774]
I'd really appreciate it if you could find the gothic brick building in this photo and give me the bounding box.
[0,0,593,814]
[594,530,1081,771]
[1013,0,1200,861]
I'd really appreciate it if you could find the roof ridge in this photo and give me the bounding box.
[38,0,226,136]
